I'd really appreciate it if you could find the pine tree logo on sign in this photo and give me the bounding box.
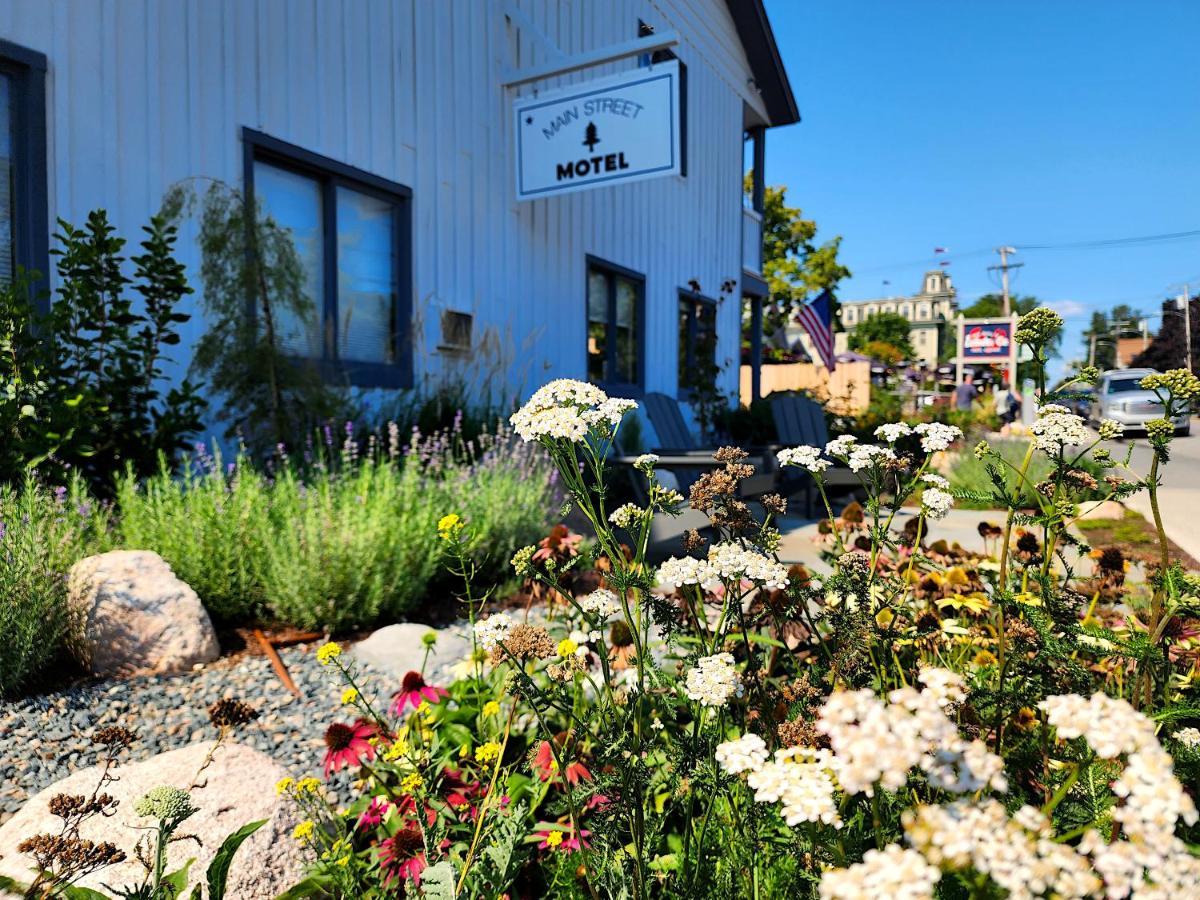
[514,61,682,200]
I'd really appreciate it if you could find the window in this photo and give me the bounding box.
[844,307,856,325]
[586,256,643,390]
[0,39,48,297]
[678,290,717,391]
[243,129,412,387]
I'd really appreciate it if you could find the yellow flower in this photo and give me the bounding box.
[437,513,464,540]
[335,855,351,867]
[874,608,895,629]
[545,830,563,848]
[972,649,998,668]
[475,741,502,764]
[296,777,321,794]
[458,742,472,759]
[383,739,411,762]
[340,687,359,706]
[482,700,501,717]
[1013,591,1043,607]
[274,777,294,795]
[556,638,578,658]
[292,820,315,842]
[937,593,991,615]
[316,642,342,666]
[400,773,423,794]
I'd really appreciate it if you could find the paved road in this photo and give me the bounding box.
[1101,417,1200,563]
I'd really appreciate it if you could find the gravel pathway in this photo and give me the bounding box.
[0,642,399,824]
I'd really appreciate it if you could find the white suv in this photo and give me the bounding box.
[1089,368,1191,436]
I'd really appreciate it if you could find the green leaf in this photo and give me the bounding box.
[419,861,457,899]
[272,874,337,899]
[206,819,267,900]
[161,858,194,897]
[60,887,111,900]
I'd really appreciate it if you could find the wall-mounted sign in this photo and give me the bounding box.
[961,320,1012,359]
[513,61,682,201]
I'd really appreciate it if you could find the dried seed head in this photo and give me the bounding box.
[207,698,259,730]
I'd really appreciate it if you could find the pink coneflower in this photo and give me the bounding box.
[390,671,449,714]
[378,826,426,886]
[357,796,390,830]
[533,741,591,785]
[535,824,591,852]
[323,719,377,777]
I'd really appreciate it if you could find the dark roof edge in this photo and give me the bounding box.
[723,0,800,127]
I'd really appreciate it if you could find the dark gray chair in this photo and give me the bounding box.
[769,393,860,516]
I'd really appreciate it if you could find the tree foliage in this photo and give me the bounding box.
[753,179,851,336]
[1132,297,1198,372]
[0,211,204,489]
[847,311,915,359]
[1081,304,1146,370]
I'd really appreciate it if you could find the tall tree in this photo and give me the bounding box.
[846,311,915,359]
[1132,297,1198,372]
[754,179,851,337]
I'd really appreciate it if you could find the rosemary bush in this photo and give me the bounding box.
[276,308,1200,899]
[116,420,558,630]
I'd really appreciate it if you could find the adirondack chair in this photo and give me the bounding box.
[640,392,776,496]
[770,393,860,517]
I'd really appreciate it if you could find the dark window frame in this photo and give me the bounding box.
[242,128,413,389]
[0,39,49,307]
[585,254,645,395]
[677,288,718,398]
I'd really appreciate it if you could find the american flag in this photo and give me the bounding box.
[797,289,836,372]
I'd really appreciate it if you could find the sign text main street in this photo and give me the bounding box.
[514,61,682,201]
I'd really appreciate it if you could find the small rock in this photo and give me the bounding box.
[349,622,469,682]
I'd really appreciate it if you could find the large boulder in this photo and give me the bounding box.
[0,742,303,898]
[69,550,219,676]
[350,622,469,683]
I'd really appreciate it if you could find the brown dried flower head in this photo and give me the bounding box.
[208,698,260,730]
[492,623,555,663]
[93,727,136,750]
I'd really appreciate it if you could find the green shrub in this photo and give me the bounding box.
[0,476,112,697]
[117,422,557,631]
[947,439,1107,510]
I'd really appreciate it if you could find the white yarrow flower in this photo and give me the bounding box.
[685,653,742,708]
[777,444,830,473]
[874,422,913,443]
[913,422,963,452]
[715,733,769,775]
[473,613,514,652]
[579,588,622,619]
[920,486,954,520]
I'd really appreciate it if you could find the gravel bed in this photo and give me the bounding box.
[0,642,400,824]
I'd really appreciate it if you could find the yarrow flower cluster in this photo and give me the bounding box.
[579,588,622,620]
[1014,307,1064,348]
[714,733,769,775]
[874,422,913,443]
[818,844,941,900]
[846,444,895,473]
[1174,726,1200,749]
[1139,368,1200,403]
[509,378,637,443]
[608,503,643,529]
[921,486,954,521]
[473,613,514,652]
[1096,419,1125,440]
[745,745,842,827]
[913,422,963,453]
[133,786,197,824]
[777,444,829,473]
[902,800,1100,899]
[1030,404,1089,452]
[825,434,857,457]
[817,668,1006,796]
[633,453,659,472]
[656,542,789,593]
[684,652,743,708]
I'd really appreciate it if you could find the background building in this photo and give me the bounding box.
[0,0,796,431]
[836,270,957,365]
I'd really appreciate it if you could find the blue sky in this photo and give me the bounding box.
[763,0,1200,379]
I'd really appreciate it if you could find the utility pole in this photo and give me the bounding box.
[988,246,1024,315]
[1184,284,1193,373]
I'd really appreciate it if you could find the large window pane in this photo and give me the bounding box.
[0,75,12,285]
[336,186,395,364]
[615,276,638,383]
[587,269,608,383]
[253,160,324,358]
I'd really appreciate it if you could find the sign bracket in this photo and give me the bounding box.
[502,31,680,88]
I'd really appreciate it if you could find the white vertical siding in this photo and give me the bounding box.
[0,0,770,420]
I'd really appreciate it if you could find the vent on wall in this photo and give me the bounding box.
[439,310,473,354]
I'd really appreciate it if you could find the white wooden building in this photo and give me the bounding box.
[0,0,796,422]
